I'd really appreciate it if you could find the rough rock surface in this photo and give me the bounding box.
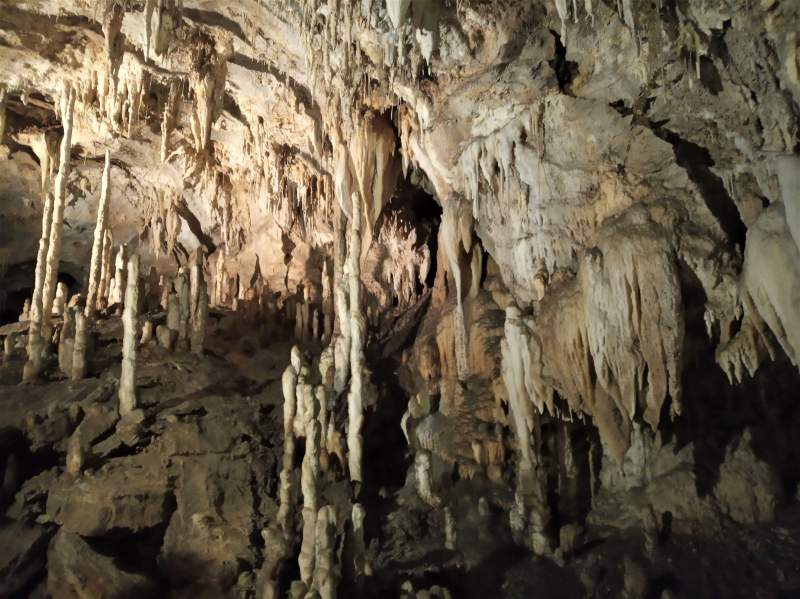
[0,0,799,597]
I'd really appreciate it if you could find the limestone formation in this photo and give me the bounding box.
[110,244,128,308]
[347,191,366,483]
[85,151,112,319]
[119,254,140,415]
[71,310,88,380]
[1,2,800,596]
[40,88,76,332]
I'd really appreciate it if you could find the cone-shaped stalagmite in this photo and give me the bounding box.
[24,87,75,382]
[85,151,112,318]
[0,86,7,145]
[119,254,140,415]
[71,310,88,380]
[41,87,76,331]
[97,229,113,311]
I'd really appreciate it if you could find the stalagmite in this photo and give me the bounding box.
[110,245,128,307]
[347,191,366,483]
[19,300,30,322]
[282,367,299,437]
[295,301,304,339]
[52,282,68,317]
[333,204,351,393]
[58,308,75,377]
[41,88,76,331]
[86,151,112,319]
[214,249,226,306]
[3,333,15,363]
[191,285,208,354]
[119,255,140,415]
[444,507,456,551]
[313,505,338,599]
[0,86,6,144]
[322,259,333,340]
[24,92,74,382]
[176,271,190,346]
[140,320,154,345]
[415,450,440,507]
[166,292,180,334]
[299,419,321,586]
[71,310,88,380]
[97,230,113,311]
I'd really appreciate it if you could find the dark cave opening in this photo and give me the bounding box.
[672,261,800,498]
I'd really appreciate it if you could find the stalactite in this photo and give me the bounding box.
[441,202,471,381]
[144,0,156,62]
[86,151,112,319]
[189,48,228,154]
[501,304,538,469]
[119,254,140,415]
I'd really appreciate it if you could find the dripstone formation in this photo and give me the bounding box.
[0,2,799,598]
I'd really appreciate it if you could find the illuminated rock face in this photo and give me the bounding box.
[1,1,800,597]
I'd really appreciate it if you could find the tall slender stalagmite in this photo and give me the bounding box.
[0,86,7,145]
[23,89,75,382]
[41,87,76,332]
[97,229,113,310]
[332,203,350,393]
[85,151,112,318]
[347,191,366,483]
[71,310,88,380]
[119,254,140,415]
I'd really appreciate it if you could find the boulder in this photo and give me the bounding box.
[47,529,158,598]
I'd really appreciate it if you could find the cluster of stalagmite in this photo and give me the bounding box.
[23,87,75,383]
[273,345,343,598]
[85,151,112,319]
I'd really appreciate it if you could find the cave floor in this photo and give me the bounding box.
[0,310,799,598]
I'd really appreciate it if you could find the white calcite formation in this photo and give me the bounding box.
[1,1,800,596]
[119,254,140,415]
[85,151,112,319]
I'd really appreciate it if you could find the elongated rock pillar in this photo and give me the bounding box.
[0,86,7,145]
[110,244,128,308]
[71,310,88,380]
[97,230,113,311]
[41,88,76,332]
[347,192,366,483]
[313,505,338,599]
[24,89,75,382]
[119,255,140,415]
[85,151,112,318]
